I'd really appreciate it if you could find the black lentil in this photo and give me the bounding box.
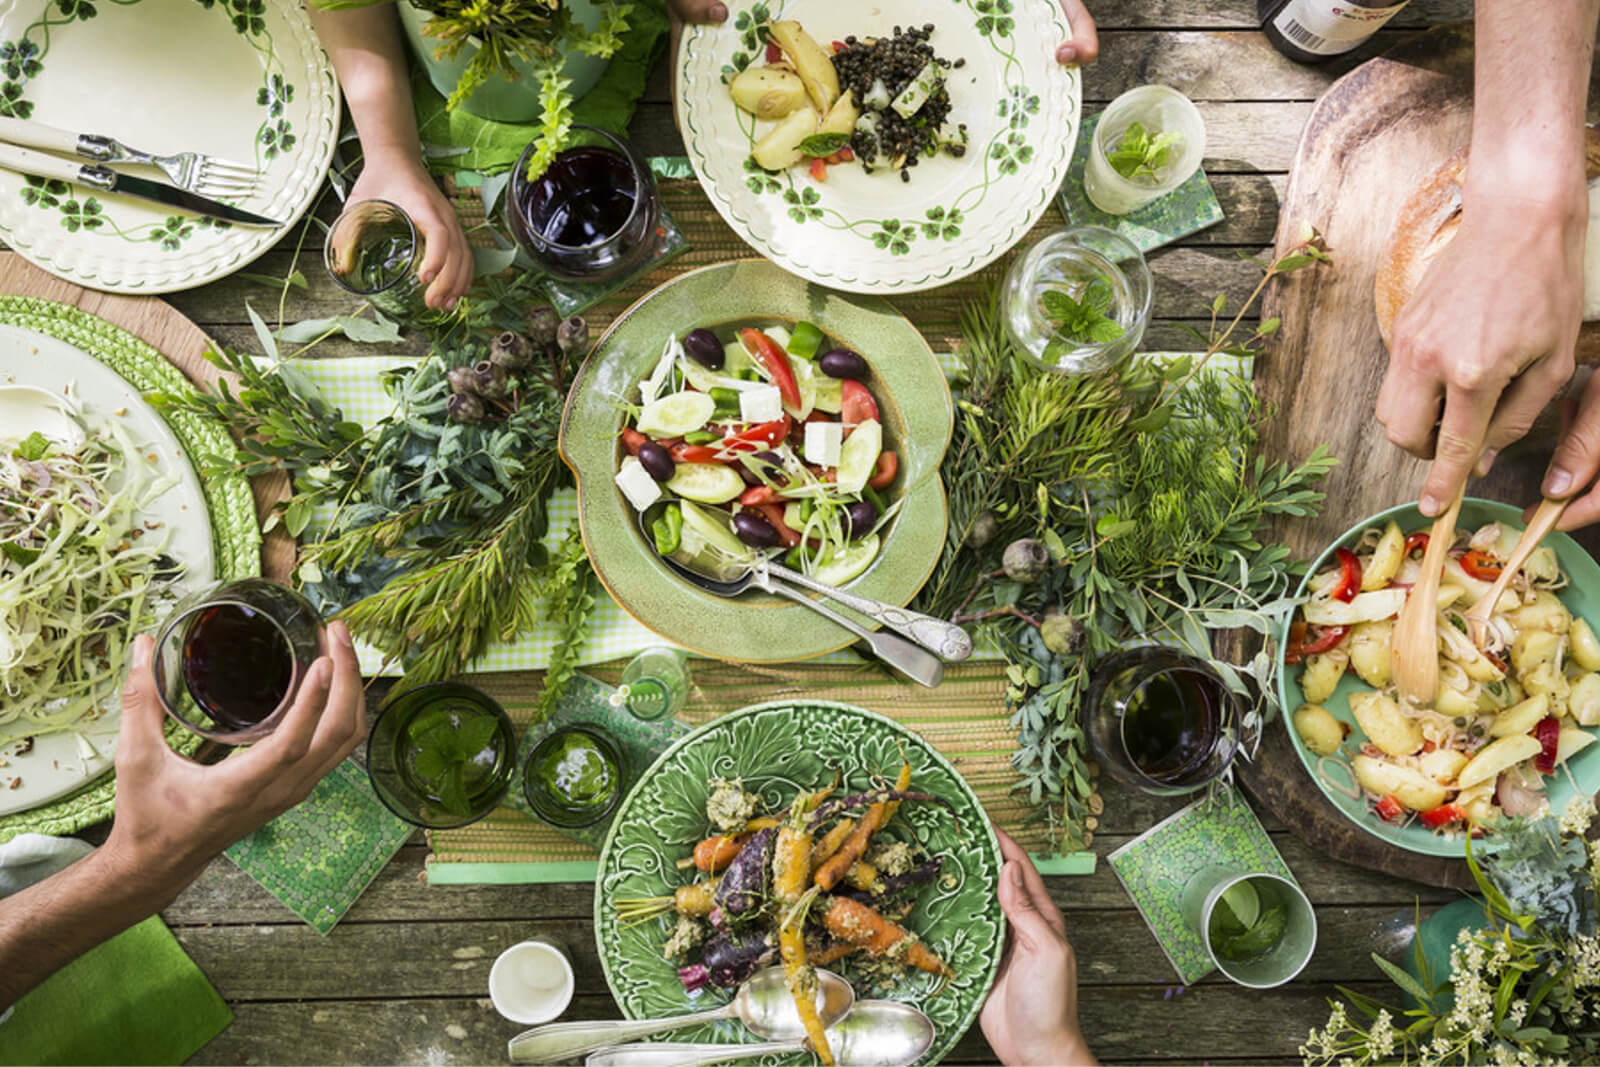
[830,24,964,178]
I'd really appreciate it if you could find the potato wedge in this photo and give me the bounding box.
[1352,756,1448,811]
[1350,690,1424,757]
[1299,650,1348,704]
[1556,727,1597,766]
[1360,521,1404,591]
[1522,661,1571,707]
[1348,620,1392,687]
[730,65,810,120]
[1570,672,1600,726]
[1457,734,1542,790]
[1456,778,1500,828]
[1511,629,1562,677]
[1434,682,1478,718]
[1512,591,1571,635]
[750,106,818,171]
[817,90,859,137]
[1572,619,1600,672]
[1419,747,1469,784]
[769,21,839,114]
[1293,704,1346,756]
[1489,694,1550,738]
[1302,588,1405,627]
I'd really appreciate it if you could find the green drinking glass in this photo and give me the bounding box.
[366,682,518,829]
[1181,868,1317,987]
[522,725,626,829]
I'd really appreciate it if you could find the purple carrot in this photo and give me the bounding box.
[712,825,775,916]
[843,857,944,907]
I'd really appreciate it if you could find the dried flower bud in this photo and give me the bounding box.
[1001,538,1051,583]
[527,306,560,348]
[447,392,485,423]
[556,315,588,357]
[447,365,478,396]
[472,360,508,401]
[1040,612,1084,657]
[964,510,999,549]
[488,331,531,372]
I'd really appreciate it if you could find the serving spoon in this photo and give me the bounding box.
[508,967,854,1064]
[584,1000,937,1067]
[1463,496,1568,647]
[0,384,86,452]
[1391,488,1464,705]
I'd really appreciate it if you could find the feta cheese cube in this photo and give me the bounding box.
[740,384,784,424]
[615,456,663,511]
[804,420,843,467]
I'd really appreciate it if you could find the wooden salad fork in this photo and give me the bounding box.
[1464,497,1568,647]
[1391,488,1464,706]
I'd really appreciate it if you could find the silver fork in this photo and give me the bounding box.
[0,116,260,199]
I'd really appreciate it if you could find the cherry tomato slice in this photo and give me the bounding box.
[868,451,898,490]
[1460,550,1504,581]
[670,444,727,465]
[754,502,801,548]
[740,485,782,507]
[725,417,789,450]
[1419,803,1466,829]
[841,379,879,429]
[740,328,802,411]
[621,427,647,456]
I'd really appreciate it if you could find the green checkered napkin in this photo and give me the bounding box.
[1057,113,1224,252]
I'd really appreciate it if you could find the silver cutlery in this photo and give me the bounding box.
[753,556,972,661]
[0,116,259,199]
[585,1001,937,1067]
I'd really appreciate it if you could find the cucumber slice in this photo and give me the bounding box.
[762,324,792,352]
[678,499,751,560]
[813,533,880,586]
[638,390,715,437]
[835,418,882,493]
[680,356,759,395]
[666,462,746,504]
[813,375,843,414]
[722,341,756,379]
[785,356,817,420]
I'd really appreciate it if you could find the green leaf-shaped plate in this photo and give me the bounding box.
[593,699,1004,1065]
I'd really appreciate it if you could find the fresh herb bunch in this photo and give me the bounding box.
[915,232,1335,851]
[1303,799,1600,1066]
[1106,121,1183,182]
[1042,279,1125,348]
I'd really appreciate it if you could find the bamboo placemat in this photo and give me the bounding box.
[425,660,1095,883]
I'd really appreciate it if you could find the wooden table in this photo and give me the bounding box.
[118,1,1480,1062]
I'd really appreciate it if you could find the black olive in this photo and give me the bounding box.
[819,349,869,380]
[752,450,789,486]
[637,442,675,482]
[845,500,879,537]
[684,328,724,370]
[733,511,781,548]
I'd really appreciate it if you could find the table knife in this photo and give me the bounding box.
[0,142,281,228]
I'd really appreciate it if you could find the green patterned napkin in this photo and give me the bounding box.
[505,671,691,847]
[224,758,413,935]
[1057,113,1224,252]
[1108,787,1294,985]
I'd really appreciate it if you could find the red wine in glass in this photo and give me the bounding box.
[1085,647,1241,794]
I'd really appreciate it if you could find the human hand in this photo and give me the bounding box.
[1377,189,1587,516]
[348,156,473,311]
[102,621,367,900]
[980,830,1097,1067]
[1056,0,1099,65]
[1531,368,1600,529]
[667,0,727,25]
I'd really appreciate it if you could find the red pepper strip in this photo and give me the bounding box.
[1533,715,1561,774]
[670,443,727,465]
[1284,621,1349,665]
[741,485,782,507]
[1374,795,1405,822]
[621,427,648,455]
[1419,803,1466,829]
[1460,550,1504,581]
[868,451,898,490]
[765,40,782,63]
[1404,532,1429,557]
[755,502,801,548]
[1483,648,1509,675]
[1330,547,1362,602]
[809,157,828,182]
[741,328,802,411]
[724,417,789,450]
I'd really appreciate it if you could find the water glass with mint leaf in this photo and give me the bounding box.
[366,681,518,829]
[1003,226,1151,374]
[1181,869,1316,988]
[1084,85,1206,215]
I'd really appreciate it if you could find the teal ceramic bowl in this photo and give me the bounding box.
[1278,498,1600,857]
[560,260,953,663]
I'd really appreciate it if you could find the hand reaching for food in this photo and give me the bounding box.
[1056,0,1099,66]
[1541,368,1600,530]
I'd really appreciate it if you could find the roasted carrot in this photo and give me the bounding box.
[809,817,857,870]
[813,761,912,891]
[614,877,720,925]
[881,753,913,823]
[821,894,953,978]
[809,940,857,967]
[843,860,881,893]
[682,815,785,872]
[775,793,833,1065]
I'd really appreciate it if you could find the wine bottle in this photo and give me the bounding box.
[1258,0,1411,63]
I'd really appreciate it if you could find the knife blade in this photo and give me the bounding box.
[0,141,281,228]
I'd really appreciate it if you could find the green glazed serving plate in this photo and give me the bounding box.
[560,259,953,663]
[593,699,1004,1066]
[1278,498,1600,858]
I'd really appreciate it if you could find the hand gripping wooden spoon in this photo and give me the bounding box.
[1463,497,1569,647]
[1391,489,1464,706]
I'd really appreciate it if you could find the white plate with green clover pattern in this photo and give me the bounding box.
[0,0,339,293]
[677,0,1080,294]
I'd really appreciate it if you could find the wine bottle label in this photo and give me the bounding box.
[1270,0,1409,55]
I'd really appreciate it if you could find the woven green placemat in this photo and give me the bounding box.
[1057,113,1224,252]
[0,297,261,843]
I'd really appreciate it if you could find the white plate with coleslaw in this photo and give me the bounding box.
[0,324,213,815]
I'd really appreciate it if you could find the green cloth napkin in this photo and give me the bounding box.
[0,916,231,1066]
[414,0,671,175]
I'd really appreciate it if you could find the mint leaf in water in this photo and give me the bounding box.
[437,763,472,817]
[1042,286,1126,347]
[1106,121,1184,182]
[456,716,500,758]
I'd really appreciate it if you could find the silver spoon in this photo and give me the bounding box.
[585,1000,937,1067]
[507,966,855,1064]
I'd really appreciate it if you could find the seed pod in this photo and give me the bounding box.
[965,510,999,549]
[447,392,485,423]
[488,331,531,372]
[472,360,508,401]
[527,306,560,348]
[1001,538,1051,582]
[557,315,589,357]
[447,365,478,396]
[1040,612,1084,657]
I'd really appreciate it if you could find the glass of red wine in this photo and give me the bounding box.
[1084,646,1241,795]
[504,125,660,283]
[152,579,327,744]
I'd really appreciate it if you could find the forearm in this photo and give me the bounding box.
[309,6,425,164]
[0,845,193,1009]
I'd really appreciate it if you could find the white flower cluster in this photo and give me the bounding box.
[1560,794,1596,838]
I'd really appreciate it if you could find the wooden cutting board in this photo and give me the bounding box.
[1238,23,1600,891]
[0,251,293,581]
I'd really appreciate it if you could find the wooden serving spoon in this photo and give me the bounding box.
[1463,497,1569,647]
[1391,489,1465,706]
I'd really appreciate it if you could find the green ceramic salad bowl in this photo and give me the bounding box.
[1278,498,1600,857]
[559,259,953,662]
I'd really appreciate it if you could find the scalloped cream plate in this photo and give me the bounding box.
[0,324,215,815]
[0,0,339,293]
[594,700,1004,1066]
[677,0,1080,294]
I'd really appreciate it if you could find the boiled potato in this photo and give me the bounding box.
[730,66,810,120]
[1442,558,1496,600]
[1522,661,1571,708]
[1352,756,1448,811]
[1456,779,1500,827]
[1512,629,1562,677]
[1300,650,1348,703]
[768,21,839,114]
[1436,585,1467,611]
[1293,704,1346,756]
[1524,546,1561,586]
[1489,693,1550,738]
[1571,619,1600,672]
[1302,588,1405,626]
[1419,747,1469,784]
[1570,672,1600,726]
[1348,620,1392,687]
[1512,591,1571,635]
[817,90,859,137]
[751,107,818,171]
[1434,682,1479,718]
[1350,691,1424,757]
[1361,521,1404,590]
[1555,727,1597,766]
[1457,734,1542,789]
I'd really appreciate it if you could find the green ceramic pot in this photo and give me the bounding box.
[560,259,954,663]
[593,699,1004,1065]
[1277,498,1600,858]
